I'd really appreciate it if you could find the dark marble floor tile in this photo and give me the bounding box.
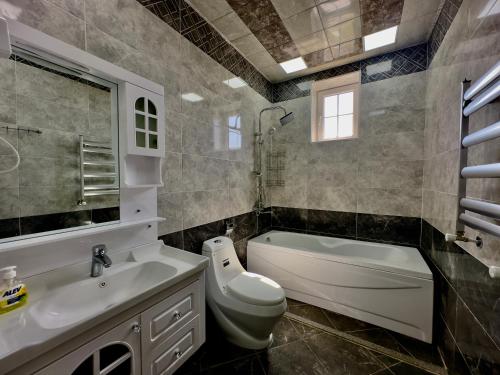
[287,304,333,328]
[203,354,265,374]
[304,332,384,375]
[356,213,421,246]
[271,206,308,230]
[0,217,19,239]
[437,317,470,375]
[350,328,408,355]
[289,318,324,339]
[183,220,226,254]
[159,230,184,249]
[377,362,436,375]
[270,317,301,348]
[390,332,442,366]
[258,339,328,375]
[322,309,378,332]
[307,209,356,238]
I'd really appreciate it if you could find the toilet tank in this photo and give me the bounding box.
[202,237,245,286]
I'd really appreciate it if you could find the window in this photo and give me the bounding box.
[228,115,242,150]
[311,71,360,142]
[134,97,158,149]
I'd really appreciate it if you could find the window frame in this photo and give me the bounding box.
[311,71,360,142]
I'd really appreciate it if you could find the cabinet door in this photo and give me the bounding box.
[35,316,141,375]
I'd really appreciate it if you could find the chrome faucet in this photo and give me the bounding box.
[91,244,112,277]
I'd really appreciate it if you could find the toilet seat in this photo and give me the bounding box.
[226,272,285,306]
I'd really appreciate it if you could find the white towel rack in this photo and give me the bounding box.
[454,60,500,278]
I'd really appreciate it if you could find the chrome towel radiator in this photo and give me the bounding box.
[77,135,118,206]
[454,61,500,278]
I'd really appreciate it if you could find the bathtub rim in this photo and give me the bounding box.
[248,230,433,281]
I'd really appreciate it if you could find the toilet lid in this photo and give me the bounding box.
[226,272,285,306]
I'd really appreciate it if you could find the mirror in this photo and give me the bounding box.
[0,52,119,242]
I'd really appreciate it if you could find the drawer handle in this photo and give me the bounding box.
[174,349,183,359]
[173,311,183,320]
[132,323,141,334]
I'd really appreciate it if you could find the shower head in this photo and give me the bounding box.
[279,112,294,126]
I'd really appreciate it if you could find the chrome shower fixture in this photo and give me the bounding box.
[254,106,295,215]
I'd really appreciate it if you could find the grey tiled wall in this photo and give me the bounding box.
[422,0,500,372]
[0,0,270,236]
[264,71,426,219]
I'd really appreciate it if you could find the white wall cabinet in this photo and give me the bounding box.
[35,278,205,375]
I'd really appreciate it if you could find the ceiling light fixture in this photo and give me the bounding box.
[181,92,204,102]
[363,26,398,51]
[223,77,247,88]
[280,57,307,74]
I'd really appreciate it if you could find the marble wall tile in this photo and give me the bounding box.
[158,192,184,236]
[159,152,183,194]
[0,218,20,238]
[182,154,229,192]
[183,190,229,229]
[357,160,423,189]
[0,188,19,220]
[306,209,356,238]
[0,0,85,49]
[357,187,422,217]
[165,111,184,153]
[0,90,16,125]
[356,213,421,246]
[271,206,308,230]
[45,0,84,19]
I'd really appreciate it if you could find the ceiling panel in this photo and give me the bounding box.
[186,0,441,82]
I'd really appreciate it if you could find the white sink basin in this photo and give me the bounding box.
[30,261,177,329]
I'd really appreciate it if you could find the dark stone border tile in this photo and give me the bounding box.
[183,220,226,254]
[91,206,120,223]
[0,217,20,239]
[306,209,356,238]
[271,206,308,230]
[20,210,92,235]
[159,230,184,249]
[356,213,421,246]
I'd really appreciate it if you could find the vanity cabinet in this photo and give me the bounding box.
[35,316,142,375]
[34,277,204,375]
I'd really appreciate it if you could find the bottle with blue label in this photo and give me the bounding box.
[0,266,28,314]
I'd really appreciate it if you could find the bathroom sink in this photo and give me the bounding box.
[30,261,177,329]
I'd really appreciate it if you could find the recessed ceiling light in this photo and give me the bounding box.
[181,92,204,102]
[223,77,247,88]
[280,57,307,74]
[363,26,398,51]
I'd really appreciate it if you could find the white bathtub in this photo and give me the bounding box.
[247,231,433,343]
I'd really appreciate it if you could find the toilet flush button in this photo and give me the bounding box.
[214,239,222,244]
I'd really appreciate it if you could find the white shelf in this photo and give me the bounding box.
[0,217,166,253]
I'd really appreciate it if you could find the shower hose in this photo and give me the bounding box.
[0,136,20,174]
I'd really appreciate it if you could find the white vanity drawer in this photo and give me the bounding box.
[144,315,201,375]
[141,280,201,347]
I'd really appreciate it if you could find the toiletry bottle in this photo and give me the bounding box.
[0,266,28,314]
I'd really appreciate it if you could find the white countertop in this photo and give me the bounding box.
[0,241,208,373]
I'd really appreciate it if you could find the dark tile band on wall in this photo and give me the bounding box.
[272,43,428,102]
[0,207,120,240]
[160,210,265,268]
[137,1,431,104]
[138,0,273,101]
[427,0,464,63]
[420,220,500,374]
[270,206,421,247]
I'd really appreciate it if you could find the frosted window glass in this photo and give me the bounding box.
[323,95,337,117]
[338,114,353,137]
[338,92,353,115]
[324,117,338,139]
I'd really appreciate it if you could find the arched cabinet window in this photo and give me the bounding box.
[121,82,165,158]
[134,97,158,150]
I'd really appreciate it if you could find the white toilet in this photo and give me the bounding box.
[202,236,287,349]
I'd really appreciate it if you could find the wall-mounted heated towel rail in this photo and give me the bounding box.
[456,60,500,279]
[77,135,119,206]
